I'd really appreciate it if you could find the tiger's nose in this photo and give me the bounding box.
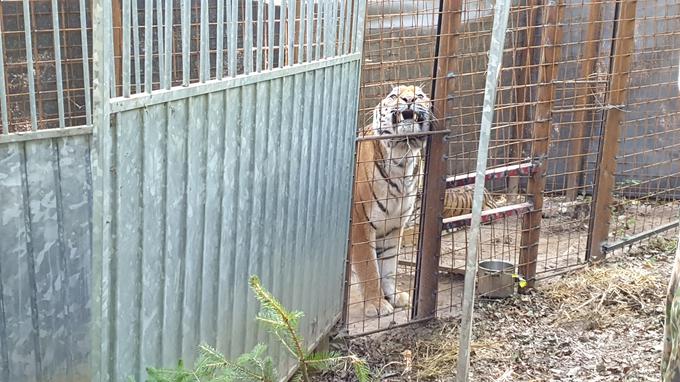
[400,96,415,104]
[401,109,415,120]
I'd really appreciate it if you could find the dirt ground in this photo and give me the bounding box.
[322,237,676,381]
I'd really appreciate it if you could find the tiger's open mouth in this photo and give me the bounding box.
[391,109,423,125]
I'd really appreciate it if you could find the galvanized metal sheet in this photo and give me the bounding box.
[94,60,361,380]
[0,137,92,382]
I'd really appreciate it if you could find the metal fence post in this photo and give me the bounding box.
[455,0,512,378]
[518,0,563,291]
[586,0,638,261]
[412,0,463,320]
[92,0,114,379]
[565,0,604,201]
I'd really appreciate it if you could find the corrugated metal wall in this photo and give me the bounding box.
[94,61,361,381]
[0,0,366,380]
[0,136,92,382]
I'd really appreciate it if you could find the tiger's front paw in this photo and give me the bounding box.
[389,291,410,308]
[364,300,394,317]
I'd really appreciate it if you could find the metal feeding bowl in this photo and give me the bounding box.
[477,260,516,298]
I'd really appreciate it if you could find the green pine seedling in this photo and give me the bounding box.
[144,275,371,382]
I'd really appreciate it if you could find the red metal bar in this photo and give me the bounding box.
[442,202,533,230]
[445,161,537,188]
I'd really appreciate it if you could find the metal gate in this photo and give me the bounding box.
[90,0,365,381]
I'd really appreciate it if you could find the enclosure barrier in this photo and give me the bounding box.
[1,0,365,381]
[347,0,680,338]
[1,0,680,379]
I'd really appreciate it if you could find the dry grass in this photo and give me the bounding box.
[320,242,674,382]
[543,262,664,328]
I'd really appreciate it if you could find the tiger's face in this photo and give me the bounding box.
[372,85,432,140]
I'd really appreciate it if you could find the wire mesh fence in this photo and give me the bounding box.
[349,0,680,336]
[0,0,91,133]
[604,0,680,252]
[1,0,679,343]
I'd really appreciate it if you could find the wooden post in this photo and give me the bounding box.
[112,0,123,95]
[564,1,605,200]
[508,0,540,202]
[518,0,563,291]
[412,0,462,319]
[586,0,638,261]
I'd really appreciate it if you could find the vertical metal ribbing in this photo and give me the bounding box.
[217,0,225,79]
[200,0,209,82]
[50,0,66,128]
[0,11,9,133]
[144,0,153,92]
[122,0,131,96]
[181,0,190,85]
[22,0,38,131]
[164,0,173,88]
[79,0,92,125]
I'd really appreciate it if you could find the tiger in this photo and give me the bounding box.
[400,184,501,248]
[351,85,433,317]
[442,184,499,218]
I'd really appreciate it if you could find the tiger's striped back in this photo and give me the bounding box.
[443,184,498,219]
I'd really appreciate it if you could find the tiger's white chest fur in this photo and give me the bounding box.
[369,142,422,239]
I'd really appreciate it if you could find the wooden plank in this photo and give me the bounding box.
[586,0,638,261]
[518,0,564,291]
[413,0,463,320]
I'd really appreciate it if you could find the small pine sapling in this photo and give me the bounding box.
[143,275,371,382]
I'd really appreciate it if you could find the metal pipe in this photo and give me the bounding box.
[0,12,9,133]
[145,0,153,92]
[22,0,38,131]
[200,0,209,81]
[455,0,512,379]
[51,0,66,128]
[602,220,680,253]
[79,0,92,125]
